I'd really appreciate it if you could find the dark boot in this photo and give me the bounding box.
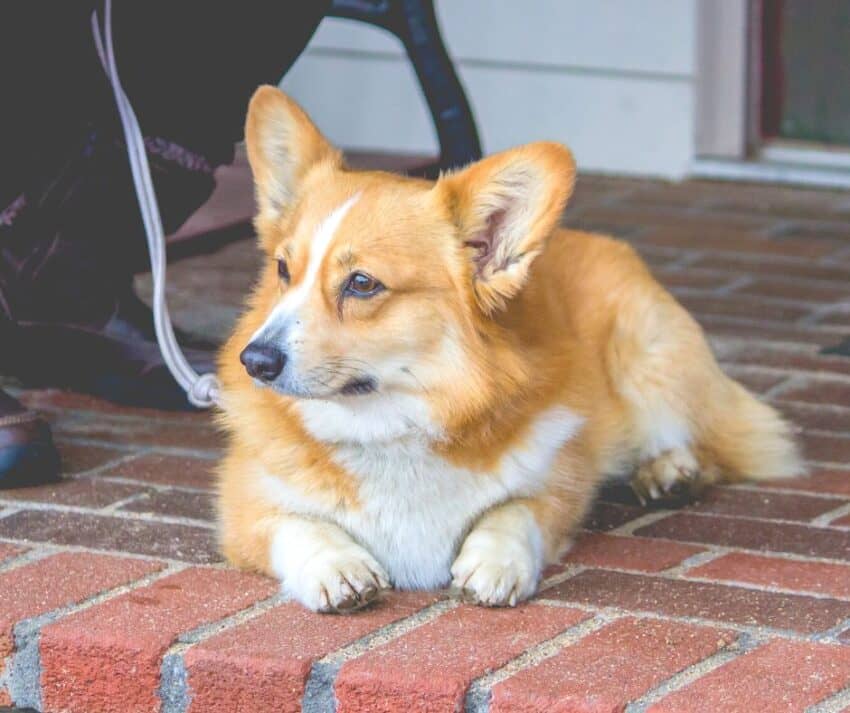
[0,387,60,489]
[0,131,217,411]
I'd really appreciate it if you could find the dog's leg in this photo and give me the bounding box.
[450,500,547,607]
[452,445,598,607]
[269,515,390,613]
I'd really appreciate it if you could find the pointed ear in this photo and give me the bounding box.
[439,142,576,313]
[244,86,341,221]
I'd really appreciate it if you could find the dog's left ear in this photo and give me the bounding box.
[438,142,575,313]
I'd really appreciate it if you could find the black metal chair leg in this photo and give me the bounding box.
[331,0,482,175]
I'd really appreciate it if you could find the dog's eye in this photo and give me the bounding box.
[277,258,290,283]
[345,271,383,298]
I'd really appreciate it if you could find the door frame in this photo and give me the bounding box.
[694,0,752,159]
[693,0,850,187]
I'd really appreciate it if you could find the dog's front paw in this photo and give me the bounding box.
[450,528,541,607]
[286,544,391,613]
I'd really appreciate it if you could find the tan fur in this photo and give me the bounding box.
[216,87,803,609]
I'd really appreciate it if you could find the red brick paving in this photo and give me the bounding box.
[490,618,736,713]
[185,593,436,713]
[648,640,850,713]
[0,476,147,508]
[53,441,130,474]
[802,432,850,464]
[779,380,850,408]
[723,343,850,377]
[559,533,703,573]
[334,604,588,712]
[0,509,220,562]
[0,552,162,658]
[120,489,216,521]
[545,569,850,634]
[770,402,850,433]
[1,170,849,710]
[99,451,217,489]
[686,552,850,599]
[39,568,277,713]
[684,486,841,522]
[758,467,850,496]
[634,513,850,561]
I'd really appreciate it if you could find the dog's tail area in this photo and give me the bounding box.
[700,378,805,483]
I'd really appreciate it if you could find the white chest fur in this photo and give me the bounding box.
[262,404,583,589]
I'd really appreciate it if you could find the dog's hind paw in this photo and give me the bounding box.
[631,447,702,505]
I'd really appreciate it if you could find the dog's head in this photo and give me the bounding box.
[238,86,575,434]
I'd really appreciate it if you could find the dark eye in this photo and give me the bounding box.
[277,258,290,282]
[345,271,384,298]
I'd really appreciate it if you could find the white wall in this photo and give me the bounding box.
[281,1,698,178]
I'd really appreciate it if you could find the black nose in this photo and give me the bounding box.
[239,342,286,382]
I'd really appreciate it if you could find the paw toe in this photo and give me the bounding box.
[633,448,702,504]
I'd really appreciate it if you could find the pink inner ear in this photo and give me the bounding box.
[464,208,508,276]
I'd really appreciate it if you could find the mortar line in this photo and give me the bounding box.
[323,598,458,667]
[544,550,850,602]
[816,615,850,643]
[670,284,850,311]
[65,448,152,479]
[0,498,216,529]
[464,613,615,713]
[0,546,61,574]
[625,631,760,713]
[51,436,220,460]
[532,599,824,643]
[0,538,220,569]
[613,505,850,532]
[159,591,289,713]
[716,274,754,295]
[678,573,850,603]
[6,562,185,710]
[809,685,850,713]
[666,250,705,270]
[91,474,213,495]
[659,548,728,577]
[99,491,155,513]
[806,459,850,471]
[585,525,850,567]
[762,373,810,400]
[798,302,850,327]
[0,506,21,521]
[729,482,849,499]
[302,598,459,713]
[539,563,589,591]
[811,502,850,528]
[767,399,850,416]
[609,510,673,535]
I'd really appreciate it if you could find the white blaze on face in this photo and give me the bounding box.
[251,192,361,343]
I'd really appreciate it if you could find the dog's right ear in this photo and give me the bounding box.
[245,86,341,223]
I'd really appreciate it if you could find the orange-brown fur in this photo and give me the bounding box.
[216,87,803,610]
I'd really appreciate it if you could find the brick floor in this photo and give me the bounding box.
[2,160,850,711]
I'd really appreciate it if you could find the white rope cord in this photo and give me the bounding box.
[91,0,221,408]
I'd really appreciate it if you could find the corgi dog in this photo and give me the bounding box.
[217,86,803,613]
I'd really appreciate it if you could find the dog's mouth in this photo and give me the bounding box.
[339,377,377,396]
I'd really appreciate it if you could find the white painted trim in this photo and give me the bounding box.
[761,142,850,171]
[695,0,750,158]
[690,157,850,190]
